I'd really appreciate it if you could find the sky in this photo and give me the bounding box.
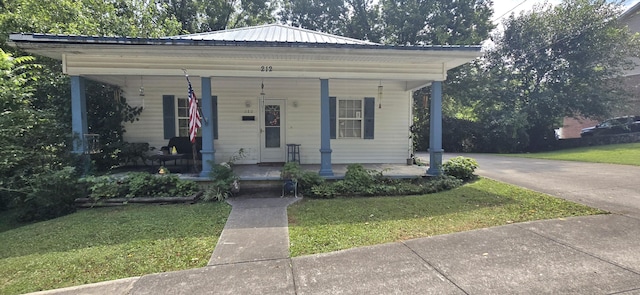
[491,0,640,23]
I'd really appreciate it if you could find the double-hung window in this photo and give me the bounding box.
[163,94,217,140]
[176,97,201,137]
[338,99,363,138]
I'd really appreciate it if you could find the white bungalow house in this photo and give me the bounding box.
[9,24,481,177]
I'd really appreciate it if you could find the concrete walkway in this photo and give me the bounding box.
[208,197,301,266]
[27,154,640,294]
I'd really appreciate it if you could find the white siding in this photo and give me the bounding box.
[623,13,640,76]
[122,76,411,164]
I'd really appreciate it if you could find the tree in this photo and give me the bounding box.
[381,0,494,45]
[279,0,382,42]
[0,49,80,216]
[450,0,640,152]
[157,0,275,33]
[381,0,493,151]
[0,0,182,40]
[279,0,351,36]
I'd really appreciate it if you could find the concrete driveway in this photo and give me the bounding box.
[444,153,640,219]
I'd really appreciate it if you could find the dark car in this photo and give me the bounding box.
[580,116,640,137]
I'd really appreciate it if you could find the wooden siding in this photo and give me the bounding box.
[120,76,411,164]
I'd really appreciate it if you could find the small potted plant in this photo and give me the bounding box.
[280,162,301,197]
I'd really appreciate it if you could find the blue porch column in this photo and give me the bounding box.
[71,76,88,154]
[427,81,444,176]
[71,76,90,174]
[199,77,215,177]
[319,79,334,176]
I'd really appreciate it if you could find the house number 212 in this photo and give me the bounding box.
[261,66,273,72]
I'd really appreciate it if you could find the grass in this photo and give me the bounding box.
[509,142,640,166]
[0,202,231,295]
[287,178,605,257]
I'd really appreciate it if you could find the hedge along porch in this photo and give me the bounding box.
[9,24,481,177]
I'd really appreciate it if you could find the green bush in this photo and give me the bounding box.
[304,168,463,199]
[205,162,239,201]
[442,156,479,181]
[310,182,338,199]
[280,162,325,196]
[126,173,198,198]
[83,175,128,200]
[15,167,83,222]
[83,172,199,200]
[298,171,325,196]
[343,164,376,188]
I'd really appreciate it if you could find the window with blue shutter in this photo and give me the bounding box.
[363,97,375,139]
[162,95,175,139]
[212,96,218,139]
[163,95,218,140]
[334,97,374,139]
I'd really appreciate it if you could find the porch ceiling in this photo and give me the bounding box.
[10,33,481,83]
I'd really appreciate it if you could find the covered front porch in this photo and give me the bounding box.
[9,24,481,177]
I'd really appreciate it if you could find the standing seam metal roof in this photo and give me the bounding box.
[168,24,379,45]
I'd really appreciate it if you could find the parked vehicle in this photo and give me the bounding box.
[580,116,640,137]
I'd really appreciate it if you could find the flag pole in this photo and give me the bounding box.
[183,69,201,174]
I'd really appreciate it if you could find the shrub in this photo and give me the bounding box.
[422,175,464,192]
[126,173,198,198]
[304,168,464,199]
[310,182,337,199]
[280,162,302,181]
[280,162,325,196]
[83,172,199,200]
[298,171,325,196]
[442,156,479,181]
[205,162,239,201]
[83,175,128,200]
[343,164,375,186]
[14,167,83,222]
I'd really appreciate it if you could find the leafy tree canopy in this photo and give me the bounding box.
[381,0,494,45]
[447,0,640,152]
[280,0,493,45]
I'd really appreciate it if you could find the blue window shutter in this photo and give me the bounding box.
[212,95,218,140]
[162,95,175,139]
[364,97,375,139]
[330,97,336,139]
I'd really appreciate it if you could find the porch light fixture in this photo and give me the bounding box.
[378,83,383,109]
[139,76,145,96]
[245,100,251,108]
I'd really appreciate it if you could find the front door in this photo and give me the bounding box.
[260,99,285,162]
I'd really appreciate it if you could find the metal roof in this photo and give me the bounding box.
[621,2,640,20]
[8,24,481,52]
[169,24,378,45]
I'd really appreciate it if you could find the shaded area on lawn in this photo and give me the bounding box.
[0,203,230,295]
[287,178,605,257]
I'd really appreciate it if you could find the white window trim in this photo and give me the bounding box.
[337,98,364,139]
[176,96,201,137]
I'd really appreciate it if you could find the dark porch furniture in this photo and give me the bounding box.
[160,137,202,160]
[157,137,202,172]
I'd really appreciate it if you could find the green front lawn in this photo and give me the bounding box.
[287,178,605,257]
[0,203,231,295]
[511,143,640,166]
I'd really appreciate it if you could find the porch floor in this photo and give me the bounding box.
[176,153,433,181]
[232,163,429,181]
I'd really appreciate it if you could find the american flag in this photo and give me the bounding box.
[186,76,202,143]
